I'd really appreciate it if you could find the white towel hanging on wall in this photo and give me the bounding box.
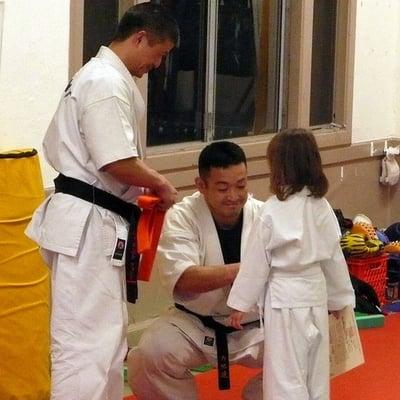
[380,146,400,186]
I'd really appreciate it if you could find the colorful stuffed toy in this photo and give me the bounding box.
[340,234,383,257]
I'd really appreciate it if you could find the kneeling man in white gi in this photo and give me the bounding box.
[128,141,264,399]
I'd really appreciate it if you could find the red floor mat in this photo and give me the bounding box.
[125,314,400,399]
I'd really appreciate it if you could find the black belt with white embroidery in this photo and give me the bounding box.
[175,303,260,390]
[54,173,141,303]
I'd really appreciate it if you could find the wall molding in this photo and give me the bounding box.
[43,136,400,195]
[148,136,400,190]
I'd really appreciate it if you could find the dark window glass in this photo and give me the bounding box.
[214,0,257,139]
[147,0,281,146]
[310,0,337,126]
[83,0,118,64]
[147,0,207,146]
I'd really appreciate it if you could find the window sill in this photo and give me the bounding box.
[145,127,352,171]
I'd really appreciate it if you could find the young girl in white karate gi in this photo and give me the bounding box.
[227,128,355,400]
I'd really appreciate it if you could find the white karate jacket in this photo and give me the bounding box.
[156,191,265,356]
[26,46,145,257]
[228,188,355,313]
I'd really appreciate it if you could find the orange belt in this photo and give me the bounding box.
[136,195,166,281]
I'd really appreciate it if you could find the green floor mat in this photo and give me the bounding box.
[355,312,385,329]
[190,364,213,373]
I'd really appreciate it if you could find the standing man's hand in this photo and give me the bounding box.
[103,157,177,210]
[154,179,178,210]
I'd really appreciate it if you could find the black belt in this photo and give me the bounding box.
[54,174,141,303]
[175,303,260,390]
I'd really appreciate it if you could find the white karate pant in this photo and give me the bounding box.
[263,292,329,400]
[128,313,263,400]
[43,208,128,400]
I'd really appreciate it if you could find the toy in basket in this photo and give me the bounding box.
[346,254,388,305]
[340,233,383,258]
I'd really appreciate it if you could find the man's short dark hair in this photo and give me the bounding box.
[113,3,179,45]
[198,141,247,179]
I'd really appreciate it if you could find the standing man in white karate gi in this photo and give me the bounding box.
[25,4,179,400]
[128,141,264,400]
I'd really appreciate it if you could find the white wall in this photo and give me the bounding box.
[351,0,400,143]
[0,0,70,186]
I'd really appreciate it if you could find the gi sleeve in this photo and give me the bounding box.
[155,207,202,301]
[81,96,138,170]
[320,207,356,310]
[227,214,272,312]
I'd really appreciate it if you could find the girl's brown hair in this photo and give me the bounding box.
[267,128,328,200]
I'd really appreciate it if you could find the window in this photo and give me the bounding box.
[286,0,354,141]
[77,0,355,150]
[147,0,282,146]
